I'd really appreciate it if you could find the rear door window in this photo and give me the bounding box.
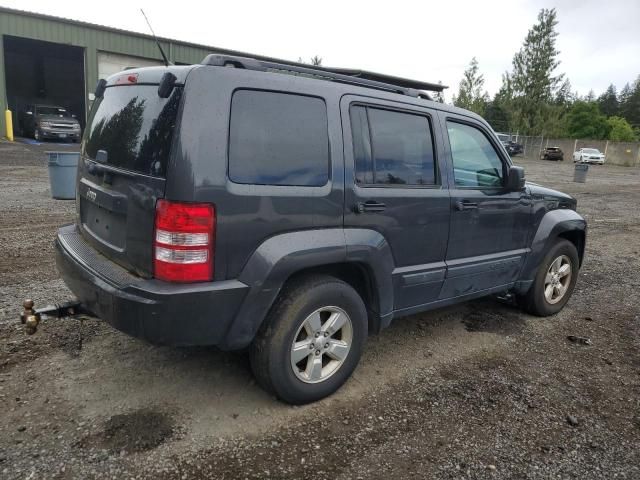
[350,105,436,186]
[83,85,183,177]
[228,90,329,186]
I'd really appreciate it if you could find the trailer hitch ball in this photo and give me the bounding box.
[21,299,40,335]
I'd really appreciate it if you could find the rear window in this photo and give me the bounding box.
[83,85,182,177]
[228,90,329,186]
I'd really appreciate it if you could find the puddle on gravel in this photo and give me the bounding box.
[462,302,526,335]
[77,409,174,454]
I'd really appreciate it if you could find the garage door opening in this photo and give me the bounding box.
[4,35,85,137]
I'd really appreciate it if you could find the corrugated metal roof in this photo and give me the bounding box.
[0,6,228,52]
[0,6,292,65]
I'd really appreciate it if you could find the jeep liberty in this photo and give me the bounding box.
[55,55,586,404]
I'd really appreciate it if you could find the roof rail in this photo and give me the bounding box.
[200,54,446,99]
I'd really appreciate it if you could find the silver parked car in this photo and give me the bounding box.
[573,148,605,164]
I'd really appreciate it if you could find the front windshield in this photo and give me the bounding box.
[497,134,510,142]
[37,106,71,117]
[583,148,600,154]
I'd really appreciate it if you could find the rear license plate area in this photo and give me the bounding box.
[80,201,126,251]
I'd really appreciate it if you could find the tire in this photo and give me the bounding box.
[250,275,367,404]
[519,239,579,317]
[34,129,40,141]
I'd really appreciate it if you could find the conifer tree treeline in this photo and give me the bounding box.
[452,8,638,141]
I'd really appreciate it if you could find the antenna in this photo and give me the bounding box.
[140,9,171,67]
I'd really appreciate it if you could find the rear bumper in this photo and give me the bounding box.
[55,224,249,347]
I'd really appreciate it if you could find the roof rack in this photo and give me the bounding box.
[200,54,446,100]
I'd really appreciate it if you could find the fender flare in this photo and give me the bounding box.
[222,228,395,349]
[517,209,586,291]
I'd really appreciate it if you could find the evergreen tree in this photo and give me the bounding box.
[484,101,510,132]
[585,90,596,102]
[509,8,564,134]
[431,81,445,103]
[619,83,631,103]
[620,76,640,130]
[597,84,619,117]
[554,79,574,106]
[452,57,489,115]
[297,56,323,66]
[484,73,514,132]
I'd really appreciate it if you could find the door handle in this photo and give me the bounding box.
[455,200,478,211]
[355,200,386,214]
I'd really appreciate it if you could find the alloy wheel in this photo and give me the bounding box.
[544,255,572,304]
[290,306,353,384]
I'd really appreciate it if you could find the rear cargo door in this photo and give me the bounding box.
[76,83,183,278]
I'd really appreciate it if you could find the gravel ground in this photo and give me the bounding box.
[0,141,638,479]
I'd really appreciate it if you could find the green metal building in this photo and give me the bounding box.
[0,7,253,136]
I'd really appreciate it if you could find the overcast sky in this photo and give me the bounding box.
[3,0,639,101]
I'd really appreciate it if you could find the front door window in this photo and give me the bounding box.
[447,122,504,188]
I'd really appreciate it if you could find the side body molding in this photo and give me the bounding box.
[516,209,587,292]
[223,228,396,349]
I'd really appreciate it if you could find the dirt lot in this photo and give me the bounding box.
[0,142,639,479]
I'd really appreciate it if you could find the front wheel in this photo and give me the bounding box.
[518,239,579,316]
[250,275,367,404]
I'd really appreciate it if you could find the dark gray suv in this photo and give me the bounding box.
[55,55,586,404]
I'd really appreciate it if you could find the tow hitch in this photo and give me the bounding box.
[20,299,88,335]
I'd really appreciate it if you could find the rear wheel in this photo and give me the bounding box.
[519,239,579,316]
[250,275,367,404]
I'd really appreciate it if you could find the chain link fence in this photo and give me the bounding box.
[500,132,640,166]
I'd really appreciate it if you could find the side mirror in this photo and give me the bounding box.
[506,165,526,191]
[71,114,77,118]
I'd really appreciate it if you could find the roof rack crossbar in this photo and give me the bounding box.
[200,54,445,98]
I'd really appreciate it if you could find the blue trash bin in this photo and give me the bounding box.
[47,151,79,200]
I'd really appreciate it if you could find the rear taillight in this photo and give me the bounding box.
[154,200,215,282]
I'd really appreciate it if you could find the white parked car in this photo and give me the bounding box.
[573,148,605,164]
